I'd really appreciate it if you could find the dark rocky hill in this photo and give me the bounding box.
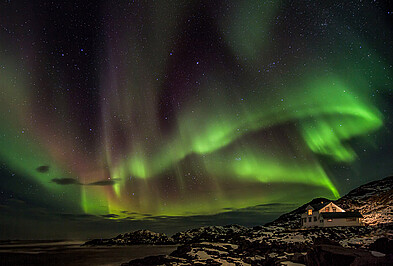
[267,176,393,228]
[336,176,393,225]
[83,230,174,246]
[172,224,249,244]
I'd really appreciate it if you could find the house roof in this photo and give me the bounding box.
[321,211,363,219]
[308,201,331,211]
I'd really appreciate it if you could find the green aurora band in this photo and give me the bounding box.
[0,1,390,219]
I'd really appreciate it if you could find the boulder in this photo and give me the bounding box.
[306,244,393,266]
[169,244,194,259]
[313,236,341,246]
[368,237,393,255]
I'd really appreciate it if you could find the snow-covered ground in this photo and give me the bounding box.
[96,176,393,265]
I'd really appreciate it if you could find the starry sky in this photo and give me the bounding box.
[0,0,392,239]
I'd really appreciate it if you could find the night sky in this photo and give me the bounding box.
[1,0,393,239]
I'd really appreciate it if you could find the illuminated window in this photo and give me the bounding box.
[308,209,312,215]
[327,219,333,222]
[325,207,329,212]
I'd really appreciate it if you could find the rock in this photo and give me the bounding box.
[169,244,193,259]
[123,242,248,265]
[351,254,393,266]
[313,236,341,246]
[369,237,393,255]
[288,252,306,264]
[306,244,393,266]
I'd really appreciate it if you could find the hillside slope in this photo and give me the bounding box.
[268,176,393,227]
[336,176,393,225]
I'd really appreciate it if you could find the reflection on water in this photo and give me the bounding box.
[0,240,178,265]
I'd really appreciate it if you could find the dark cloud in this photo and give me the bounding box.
[127,212,140,215]
[36,165,50,173]
[101,214,120,218]
[57,213,98,221]
[51,178,81,185]
[51,178,120,186]
[88,179,117,186]
[255,203,284,207]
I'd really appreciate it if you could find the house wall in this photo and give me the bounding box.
[300,203,360,228]
[323,218,363,227]
[301,213,321,228]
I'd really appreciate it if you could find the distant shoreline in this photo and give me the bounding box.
[0,242,178,266]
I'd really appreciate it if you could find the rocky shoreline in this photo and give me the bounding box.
[83,176,393,265]
[83,224,393,265]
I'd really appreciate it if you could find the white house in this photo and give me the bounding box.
[301,201,363,228]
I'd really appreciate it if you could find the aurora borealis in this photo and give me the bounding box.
[1,0,393,238]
